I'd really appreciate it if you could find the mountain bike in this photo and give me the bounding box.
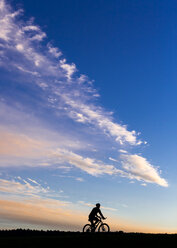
[83,217,110,232]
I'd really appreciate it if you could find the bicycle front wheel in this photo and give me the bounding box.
[83,224,92,233]
[98,223,110,232]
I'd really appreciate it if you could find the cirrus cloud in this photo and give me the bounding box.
[0,0,168,188]
[120,154,168,187]
[0,0,141,146]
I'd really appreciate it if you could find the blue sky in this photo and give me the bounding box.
[0,0,177,232]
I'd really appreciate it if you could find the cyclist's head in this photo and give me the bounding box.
[96,203,100,208]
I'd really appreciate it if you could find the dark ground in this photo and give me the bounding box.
[1,229,177,248]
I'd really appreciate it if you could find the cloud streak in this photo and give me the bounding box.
[0,178,88,230]
[0,126,168,186]
[120,154,168,187]
[0,178,49,196]
[0,0,168,187]
[0,0,140,146]
[0,178,169,232]
[0,199,85,230]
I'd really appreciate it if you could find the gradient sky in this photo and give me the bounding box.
[0,0,177,232]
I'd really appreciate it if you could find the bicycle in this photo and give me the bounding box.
[83,216,110,233]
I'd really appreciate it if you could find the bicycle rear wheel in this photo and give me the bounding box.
[98,223,110,232]
[83,224,92,233]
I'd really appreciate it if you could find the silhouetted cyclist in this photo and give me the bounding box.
[88,203,106,230]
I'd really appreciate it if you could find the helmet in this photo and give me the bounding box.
[96,203,100,208]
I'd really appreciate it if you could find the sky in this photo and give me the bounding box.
[0,0,177,233]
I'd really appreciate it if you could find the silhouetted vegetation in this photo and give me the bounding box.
[0,229,177,247]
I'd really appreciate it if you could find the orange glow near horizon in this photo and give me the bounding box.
[0,199,176,233]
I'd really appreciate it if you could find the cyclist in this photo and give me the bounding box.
[88,203,106,230]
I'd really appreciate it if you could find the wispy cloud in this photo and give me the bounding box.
[0,178,49,196]
[59,58,77,80]
[0,178,88,230]
[78,201,118,212]
[109,157,119,162]
[47,43,62,58]
[120,154,168,187]
[0,0,168,187]
[0,178,167,232]
[0,177,67,209]
[27,178,41,186]
[119,149,128,154]
[75,177,84,182]
[52,148,120,176]
[141,183,147,187]
[53,149,160,184]
[0,129,168,186]
[0,0,141,146]
[0,101,168,186]
[0,198,86,230]
[57,94,141,145]
[52,175,84,182]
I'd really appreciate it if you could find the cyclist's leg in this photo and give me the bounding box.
[94,217,99,226]
[89,217,99,231]
[89,218,94,229]
[92,217,99,231]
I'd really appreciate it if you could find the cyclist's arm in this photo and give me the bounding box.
[98,209,105,219]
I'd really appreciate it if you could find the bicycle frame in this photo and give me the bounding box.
[83,216,109,232]
[93,217,103,231]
